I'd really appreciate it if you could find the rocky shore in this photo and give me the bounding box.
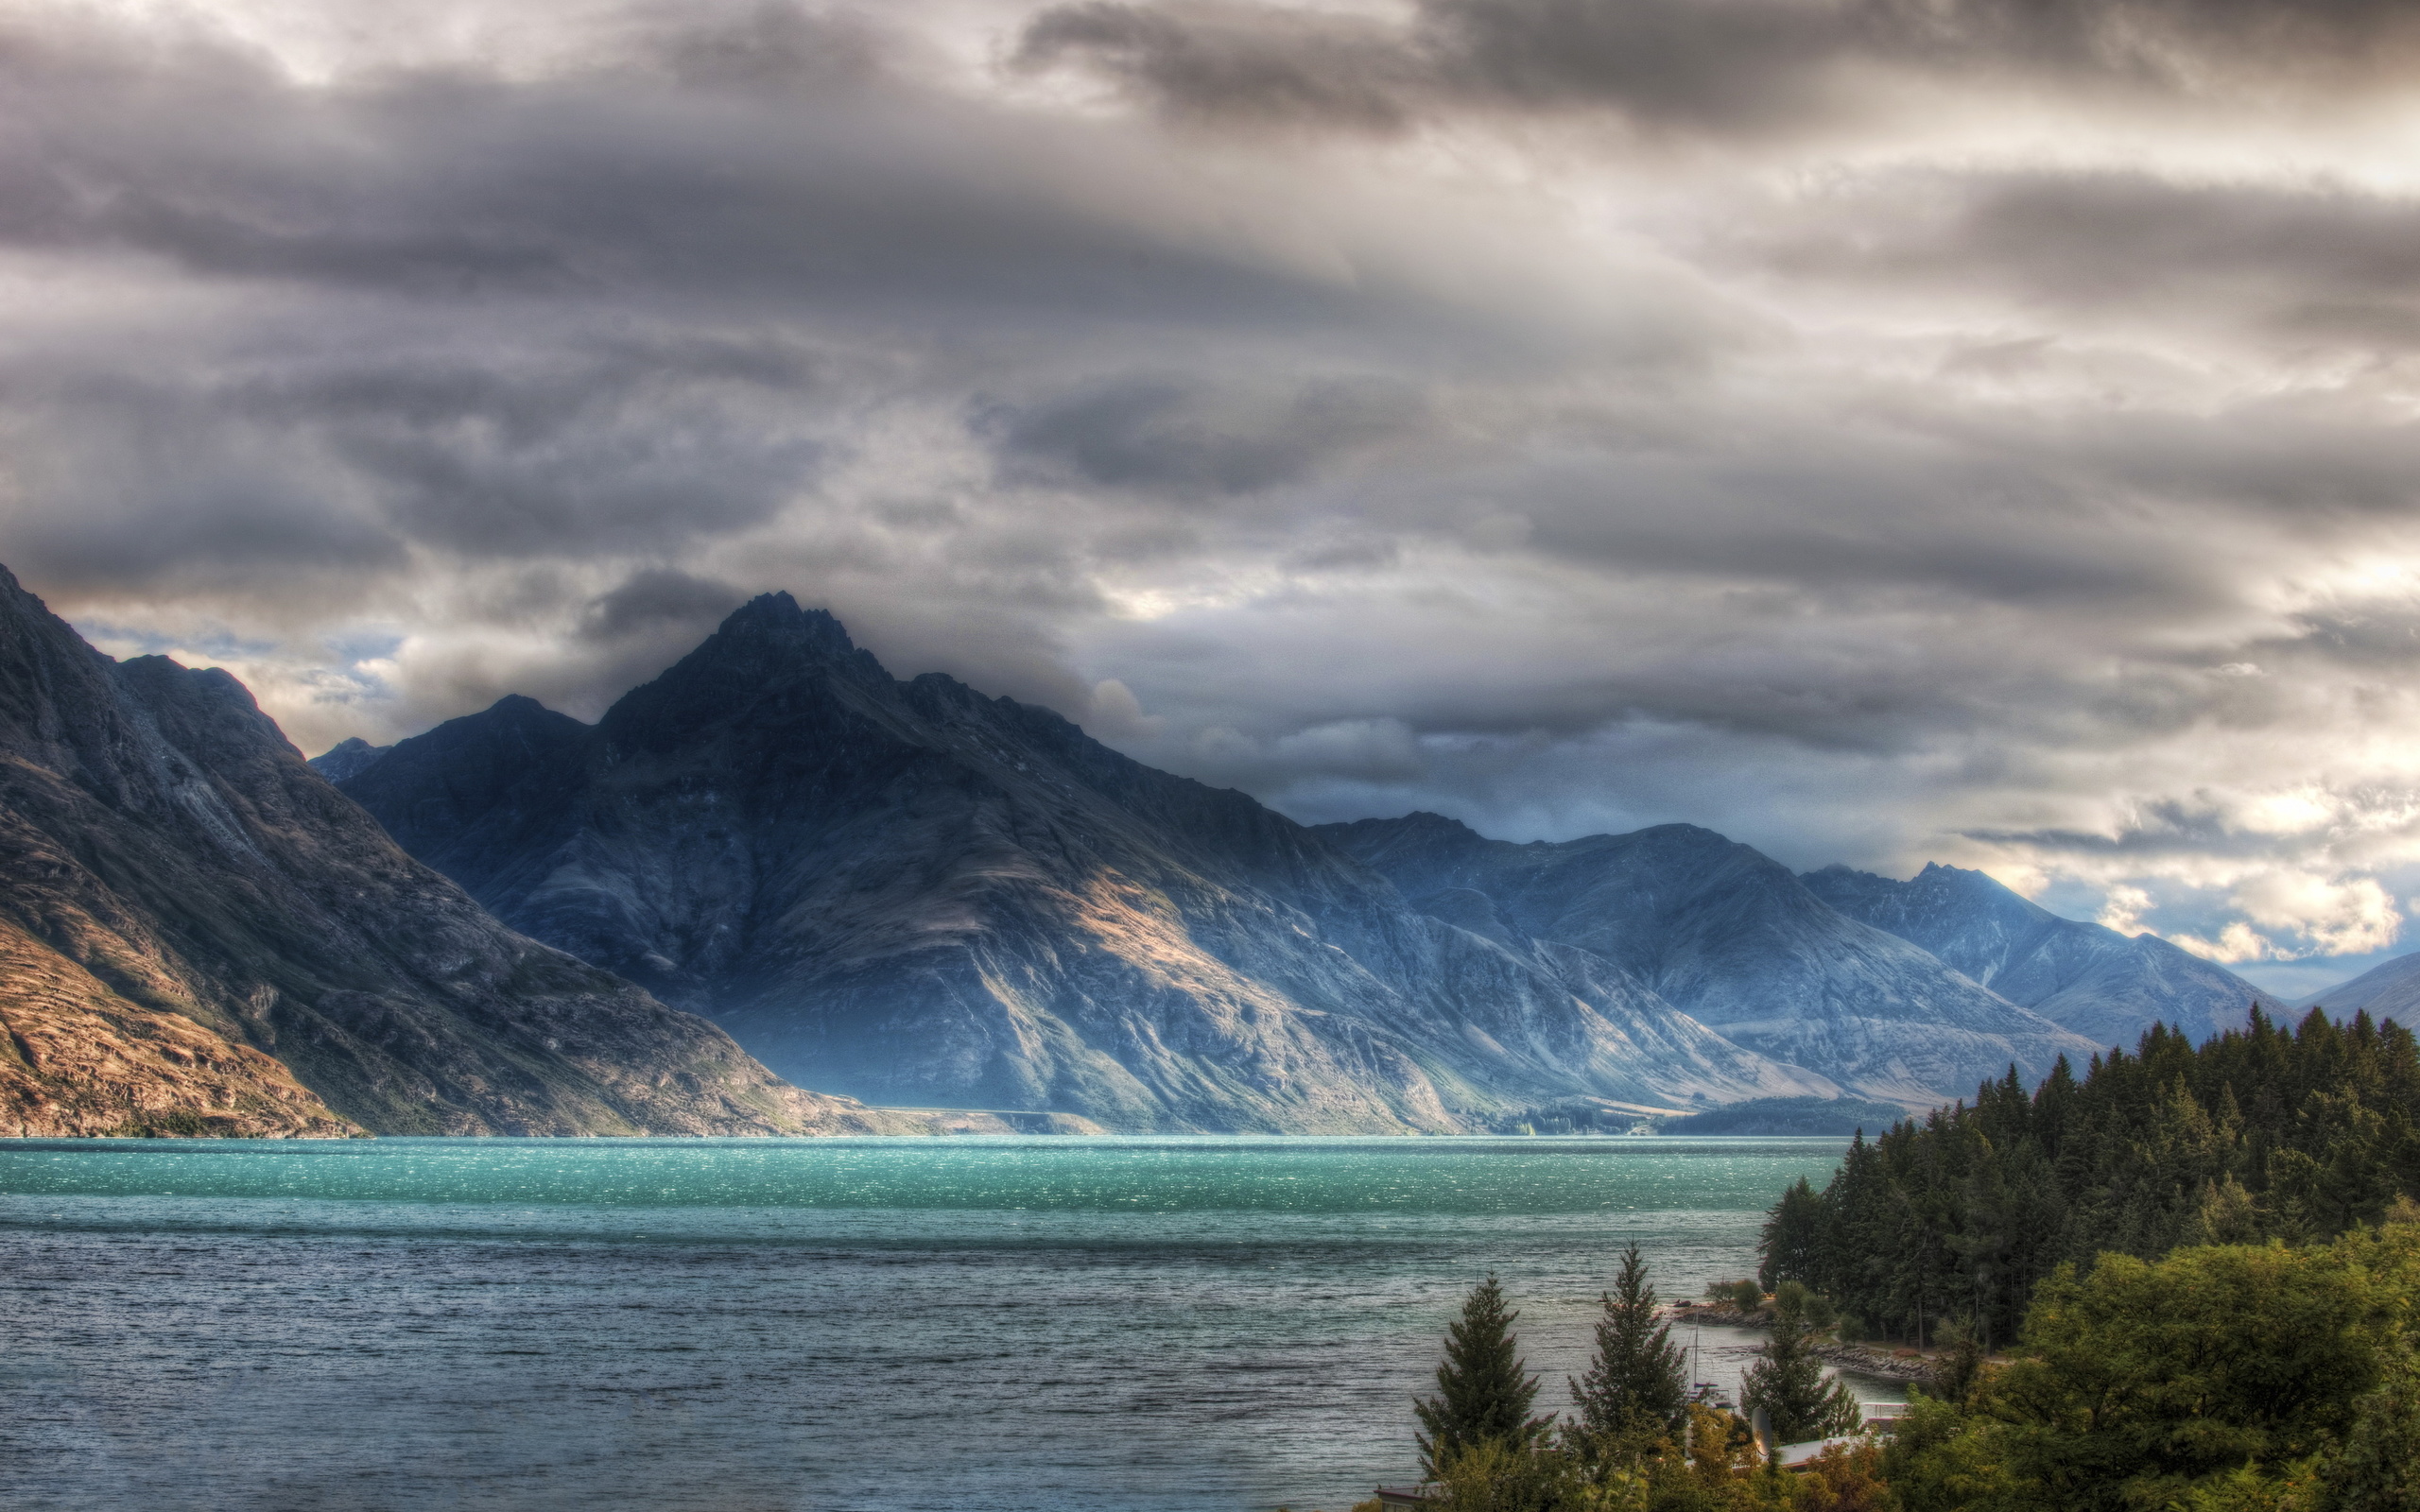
[1811,1342,1936,1383]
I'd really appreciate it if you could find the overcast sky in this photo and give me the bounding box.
[9,0,2420,995]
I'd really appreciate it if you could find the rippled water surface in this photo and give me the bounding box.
[0,1136,1881,1512]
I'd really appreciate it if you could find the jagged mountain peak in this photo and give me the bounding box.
[1618,821,1736,845]
[716,592,856,653]
[311,735,388,773]
[597,596,892,750]
[1323,810,1484,850]
[1812,858,2058,930]
[1913,860,2046,905]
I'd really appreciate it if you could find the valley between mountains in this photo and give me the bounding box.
[0,570,2302,1135]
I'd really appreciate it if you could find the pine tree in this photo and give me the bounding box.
[1740,1290,1861,1447]
[1571,1244,1688,1440]
[1415,1274,1548,1478]
[1758,1178,1825,1291]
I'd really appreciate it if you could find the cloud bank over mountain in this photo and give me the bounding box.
[7,0,2420,993]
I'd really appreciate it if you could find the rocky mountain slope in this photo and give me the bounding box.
[0,563,923,1136]
[0,914,354,1137]
[1802,861,2277,1050]
[332,595,1825,1131]
[2295,953,2420,1022]
[1317,814,2101,1105]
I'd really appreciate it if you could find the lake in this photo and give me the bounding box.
[0,1135,1884,1512]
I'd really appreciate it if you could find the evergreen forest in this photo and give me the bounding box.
[1758,1007,2420,1348]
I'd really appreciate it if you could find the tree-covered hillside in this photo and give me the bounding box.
[1758,1008,2420,1347]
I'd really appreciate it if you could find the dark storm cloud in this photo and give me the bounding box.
[234,344,825,558]
[1423,0,2420,113]
[0,333,831,591]
[648,2,888,91]
[0,375,408,589]
[1015,3,1420,130]
[1018,0,2420,136]
[1500,452,2193,608]
[579,568,749,642]
[984,375,1427,495]
[0,8,1403,334]
[1727,171,2420,349]
[7,0,2420,973]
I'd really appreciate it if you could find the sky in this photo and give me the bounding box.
[8,0,2420,997]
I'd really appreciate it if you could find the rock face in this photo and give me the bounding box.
[1319,814,2101,1105]
[1802,862,2276,1050]
[2295,953,2420,1022]
[0,916,354,1137]
[337,595,1826,1131]
[0,563,917,1136]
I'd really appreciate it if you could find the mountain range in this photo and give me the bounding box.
[0,561,2285,1138]
[320,593,2271,1130]
[1319,815,2101,1107]
[323,595,1823,1131]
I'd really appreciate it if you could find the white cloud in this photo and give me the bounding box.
[2097,885,2153,936]
[1085,678,1166,739]
[2173,921,2281,964]
[2233,872,2404,958]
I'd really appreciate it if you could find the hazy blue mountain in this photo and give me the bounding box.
[1317,813,2100,1106]
[335,595,1823,1132]
[0,563,891,1137]
[2295,953,2420,1022]
[1802,861,2278,1050]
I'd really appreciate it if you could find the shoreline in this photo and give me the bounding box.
[1662,1303,1942,1384]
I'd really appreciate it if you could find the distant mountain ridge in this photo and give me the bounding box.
[1801,861,2281,1050]
[0,563,921,1137]
[331,594,1830,1132]
[1316,813,2101,1105]
[2295,953,2420,1021]
[307,736,390,783]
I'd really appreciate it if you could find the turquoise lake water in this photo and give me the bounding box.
[0,1136,1879,1512]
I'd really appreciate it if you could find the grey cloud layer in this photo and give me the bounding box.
[6,0,2420,984]
[1019,0,2420,135]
